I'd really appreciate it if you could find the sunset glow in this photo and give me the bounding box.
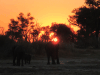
[51,37,59,44]
[0,0,85,32]
[0,0,85,42]
[49,32,54,38]
[52,38,58,42]
[71,25,80,32]
[38,31,45,40]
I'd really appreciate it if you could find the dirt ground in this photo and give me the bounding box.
[0,57,100,75]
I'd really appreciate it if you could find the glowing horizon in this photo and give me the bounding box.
[0,0,85,32]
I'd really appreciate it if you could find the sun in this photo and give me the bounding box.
[52,37,58,42]
[51,37,59,45]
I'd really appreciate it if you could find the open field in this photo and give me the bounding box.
[0,47,100,75]
[0,57,100,75]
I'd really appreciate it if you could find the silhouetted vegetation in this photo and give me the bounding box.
[1,0,100,60]
[6,12,35,42]
[50,23,75,42]
[68,0,100,48]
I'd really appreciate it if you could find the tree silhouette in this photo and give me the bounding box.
[31,29,40,42]
[39,26,50,42]
[85,0,100,7]
[6,12,35,42]
[50,23,75,42]
[6,19,20,39]
[41,31,49,42]
[0,27,4,35]
[68,0,100,48]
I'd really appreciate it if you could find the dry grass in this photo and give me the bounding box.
[58,48,100,58]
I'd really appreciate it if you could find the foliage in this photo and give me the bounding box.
[0,27,4,35]
[85,0,100,7]
[6,12,35,42]
[68,0,100,48]
[50,23,75,42]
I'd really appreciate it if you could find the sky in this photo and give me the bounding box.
[0,0,85,32]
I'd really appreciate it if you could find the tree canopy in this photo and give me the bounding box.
[6,13,35,42]
[50,23,75,42]
[68,0,100,48]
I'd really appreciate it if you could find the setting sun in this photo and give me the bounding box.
[52,38,58,42]
[0,0,85,43]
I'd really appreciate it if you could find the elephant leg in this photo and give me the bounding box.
[13,56,16,66]
[56,53,60,64]
[51,56,56,64]
[29,60,30,64]
[47,55,50,65]
[29,55,31,64]
[25,58,27,64]
[17,57,20,66]
[21,58,24,66]
[57,58,60,64]
[25,60,26,64]
[51,53,56,64]
[52,58,56,64]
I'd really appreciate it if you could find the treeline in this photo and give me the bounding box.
[1,0,100,52]
[1,0,100,59]
[0,12,75,59]
[1,12,74,43]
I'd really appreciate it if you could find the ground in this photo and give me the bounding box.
[0,57,100,75]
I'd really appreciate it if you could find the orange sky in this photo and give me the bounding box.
[0,0,85,32]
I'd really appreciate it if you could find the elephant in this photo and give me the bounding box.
[45,41,60,65]
[24,53,31,64]
[12,45,25,66]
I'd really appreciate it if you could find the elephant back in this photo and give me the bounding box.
[13,45,25,57]
[45,41,59,53]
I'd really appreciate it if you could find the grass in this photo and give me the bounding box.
[58,48,100,59]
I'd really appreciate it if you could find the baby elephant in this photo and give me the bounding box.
[24,53,31,64]
[12,45,25,66]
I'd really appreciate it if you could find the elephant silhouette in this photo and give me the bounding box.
[12,45,25,66]
[45,41,60,65]
[24,53,31,64]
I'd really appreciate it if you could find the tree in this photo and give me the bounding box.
[50,23,75,42]
[6,12,35,42]
[0,27,4,35]
[31,29,40,42]
[41,31,49,42]
[85,0,100,7]
[40,26,50,42]
[68,0,100,48]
